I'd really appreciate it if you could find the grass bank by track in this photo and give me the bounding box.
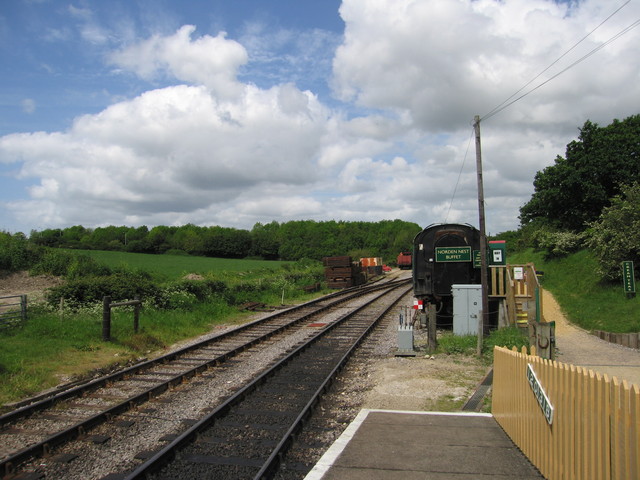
[510,249,639,333]
[0,255,324,408]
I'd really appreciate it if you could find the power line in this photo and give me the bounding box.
[444,127,475,223]
[481,1,637,122]
[446,1,637,219]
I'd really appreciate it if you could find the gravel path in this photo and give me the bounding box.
[543,288,640,388]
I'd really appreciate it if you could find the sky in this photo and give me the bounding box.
[1,0,639,236]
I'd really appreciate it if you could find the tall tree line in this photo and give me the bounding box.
[519,114,640,231]
[27,219,421,263]
[516,113,640,280]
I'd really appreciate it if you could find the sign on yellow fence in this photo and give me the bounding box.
[526,363,553,425]
[493,346,640,480]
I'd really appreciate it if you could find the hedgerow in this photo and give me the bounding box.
[45,271,159,308]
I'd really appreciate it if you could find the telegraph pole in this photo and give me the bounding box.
[473,115,489,336]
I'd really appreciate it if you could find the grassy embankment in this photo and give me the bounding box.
[509,249,639,333]
[0,252,324,407]
[435,248,638,359]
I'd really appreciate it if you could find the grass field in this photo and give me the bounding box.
[65,249,292,280]
[0,252,317,407]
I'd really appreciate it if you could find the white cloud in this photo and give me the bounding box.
[333,0,640,133]
[109,25,248,98]
[21,98,36,114]
[68,4,111,45]
[2,0,639,235]
[0,79,330,229]
[327,0,640,231]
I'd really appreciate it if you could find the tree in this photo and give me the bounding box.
[250,222,281,259]
[0,231,37,271]
[30,228,63,247]
[147,225,176,253]
[587,183,640,281]
[520,115,640,231]
[61,225,89,248]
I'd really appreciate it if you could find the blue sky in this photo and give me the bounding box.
[1,0,343,135]
[1,0,639,235]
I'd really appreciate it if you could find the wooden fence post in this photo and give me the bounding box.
[427,303,437,353]
[133,296,140,333]
[20,295,27,322]
[102,296,111,341]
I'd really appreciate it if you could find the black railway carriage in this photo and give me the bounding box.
[412,223,483,325]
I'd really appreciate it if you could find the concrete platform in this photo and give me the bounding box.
[304,410,545,479]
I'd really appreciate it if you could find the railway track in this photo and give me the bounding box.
[0,277,410,479]
[124,279,411,480]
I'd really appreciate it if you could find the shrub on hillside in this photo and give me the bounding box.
[154,278,228,309]
[587,183,640,281]
[31,250,112,278]
[530,229,586,259]
[45,271,159,309]
[0,232,42,271]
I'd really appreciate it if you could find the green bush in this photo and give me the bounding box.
[437,327,529,361]
[164,249,189,256]
[154,278,228,309]
[30,249,73,277]
[154,288,199,310]
[45,271,159,308]
[0,232,42,271]
[587,183,640,281]
[530,228,586,259]
[174,278,227,300]
[31,249,113,278]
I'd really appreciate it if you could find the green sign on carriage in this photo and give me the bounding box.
[622,261,635,298]
[435,246,472,262]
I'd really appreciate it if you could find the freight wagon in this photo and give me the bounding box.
[396,252,412,270]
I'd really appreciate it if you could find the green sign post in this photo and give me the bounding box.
[435,246,471,262]
[473,250,482,268]
[622,261,635,298]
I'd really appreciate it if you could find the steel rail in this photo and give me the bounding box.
[254,284,411,479]
[118,280,411,479]
[1,278,401,424]
[0,278,407,478]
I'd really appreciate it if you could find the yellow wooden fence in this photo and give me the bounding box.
[493,346,640,480]
[489,263,542,328]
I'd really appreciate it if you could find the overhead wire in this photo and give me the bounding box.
[444,1,638,218]
[481,1,638,122]
[444,127,475,223]
[481,0,632,122]
[482,18,640,122]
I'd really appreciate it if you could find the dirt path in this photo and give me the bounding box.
[0,271,63,302]
[543,288,640,388]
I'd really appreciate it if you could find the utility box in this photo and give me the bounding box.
[396,325,416,356]
[452,284,482,336]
